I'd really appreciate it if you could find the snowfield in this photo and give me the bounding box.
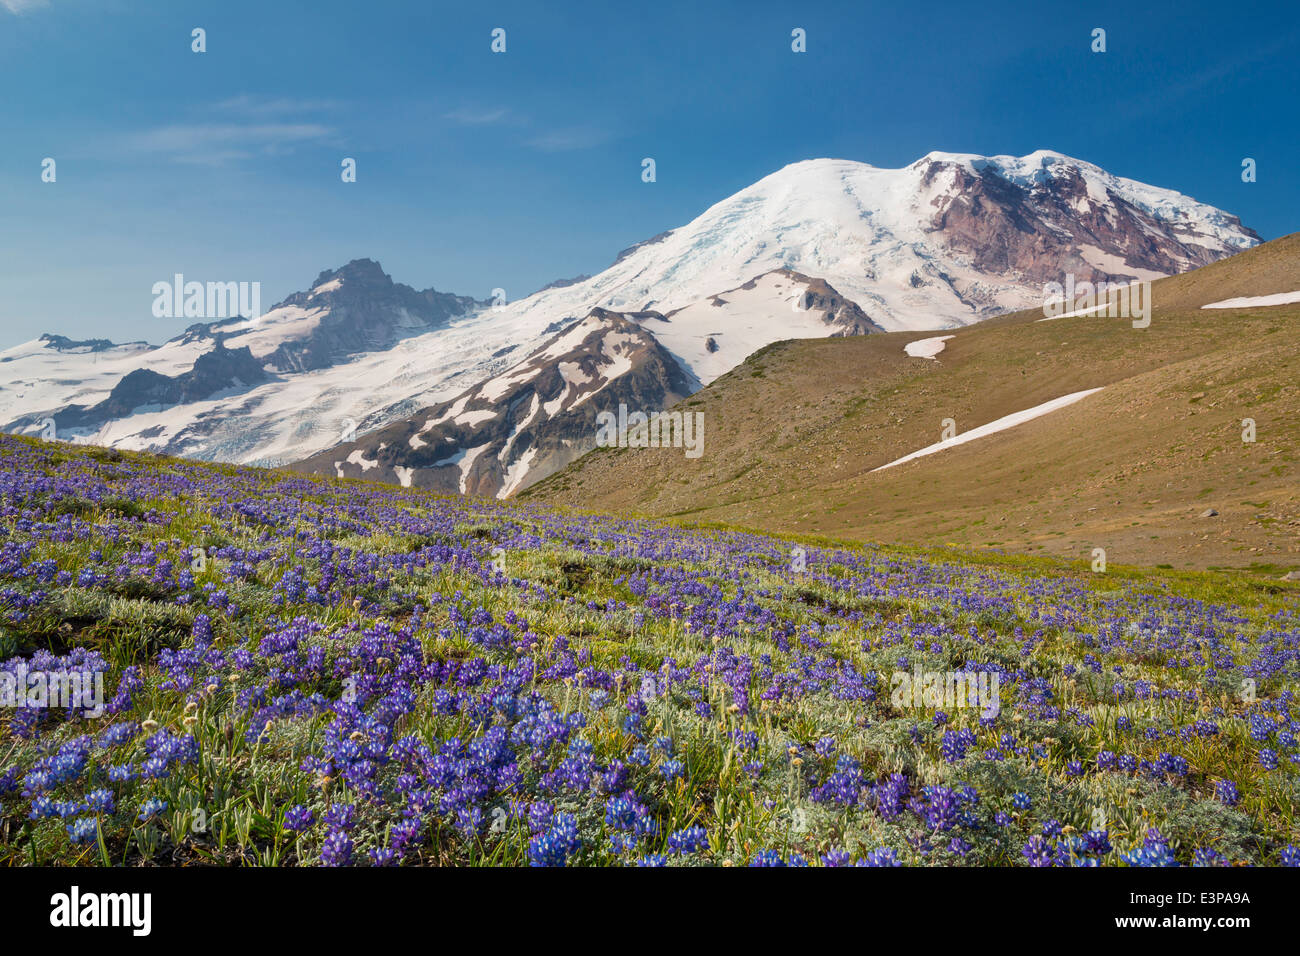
[871,388,1105,471]
[1201,291,1300,309]
[904,335,955,359]
[647,272,851,385]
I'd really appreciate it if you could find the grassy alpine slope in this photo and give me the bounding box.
[0,435,1296,866]
[524,235,1300,572]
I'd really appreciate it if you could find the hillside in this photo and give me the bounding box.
[524,235,1300,572]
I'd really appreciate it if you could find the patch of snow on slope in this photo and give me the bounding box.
[346,449,379,472]
[904,335,954,359]
[1202,290,1300,309]
[557,361,594,387]
[543,384,570,417]
[477,364,542,403]
[871,388,1104,472]
[309,277,343,297]
[454,409,497,427]
[434,447,467,467]
[1036,302,1112,323]
[498,447,538,498]
[219,305,327,358]
[457,443,491,494]
[500,394,541,462]
[535,316,605,361]
[426,396,470,430]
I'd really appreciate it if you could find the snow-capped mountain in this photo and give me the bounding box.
[1,260,487,463]
[479,149,1258,338]
[292,309,696,497]
[292,268,886,498]
[236,257,480,372]
[0,150,1259,479]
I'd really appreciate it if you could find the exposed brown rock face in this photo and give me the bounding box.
[291,309,695,498]
[780,271,887,336]
[919,157,1261,287]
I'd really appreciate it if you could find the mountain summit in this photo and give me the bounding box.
[502,150,1256,334]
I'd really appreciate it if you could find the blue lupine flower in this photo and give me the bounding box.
[283,805,314,831]
[528,813,580,867]
[320,828,353,866]
[67,817,98,844]
[858,847,902,867]
[1215,779,1240,807]
[666,825,709,855]
[84,789,115,813]
[1022,836,1053,867]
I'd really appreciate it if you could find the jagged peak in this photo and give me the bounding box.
[311,258,391,289]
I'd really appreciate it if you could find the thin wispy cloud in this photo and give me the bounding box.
[525,127,613,152]
[443,107,512,126]
[215,95,345,118]
[2,0,50,14]
[440,106,609,151]
[120,122,337,166]
[1116,33,1298,121]
[103,95,342,166]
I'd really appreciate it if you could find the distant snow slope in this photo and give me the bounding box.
[0,336,205,421]
[647,270,880,384]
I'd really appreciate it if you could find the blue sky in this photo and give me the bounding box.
[1,0,1296,348]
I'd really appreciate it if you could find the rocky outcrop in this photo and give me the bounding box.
[291,309,695,498]
[37,334,144,353]
[758,269,885,336]
[256,259,481,372]
[172,258,483,373]
[53,341,270,431]
[918,154,1262,287]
